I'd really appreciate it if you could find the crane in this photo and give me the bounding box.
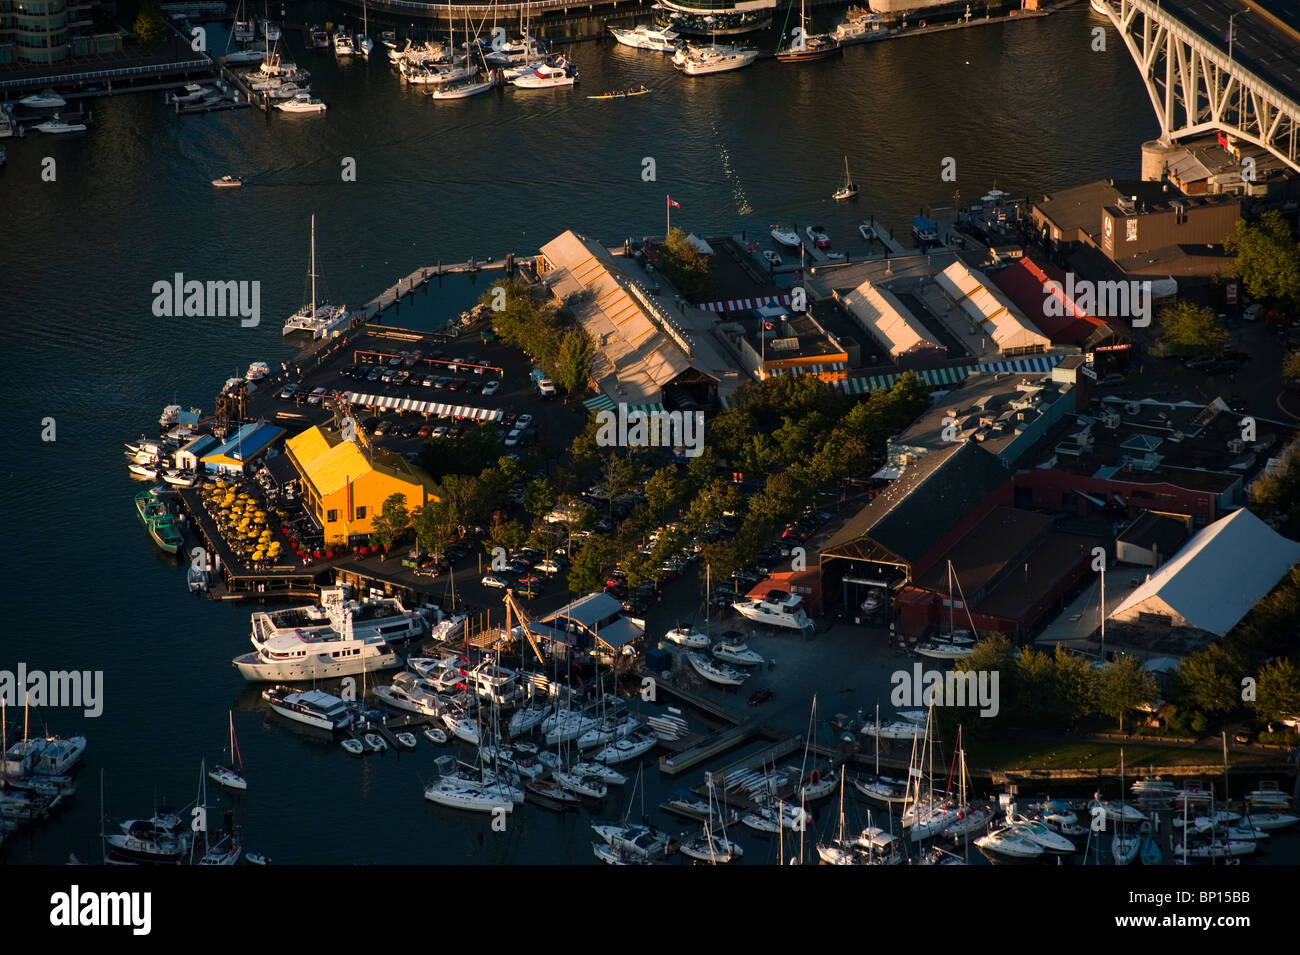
[503,588,545,666]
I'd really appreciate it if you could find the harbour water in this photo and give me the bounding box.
[12,6,1293,866]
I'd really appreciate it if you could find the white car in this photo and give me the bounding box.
[307,387,328,405]
[517,414,533,428]
[504,429,522,447]
[431,425,448,439]
[482,380,500,396]
[480,573,510,589]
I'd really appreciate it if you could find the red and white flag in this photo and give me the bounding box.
[667,197,681,209]
[762,319,775,331]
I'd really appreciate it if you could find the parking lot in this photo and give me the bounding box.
[249,326,586,468]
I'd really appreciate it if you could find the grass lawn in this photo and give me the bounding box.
[966,739,1250,772]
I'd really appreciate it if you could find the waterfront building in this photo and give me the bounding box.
[283,424,437,546]
[836,279,945,369]
[199,421,284,477]
[0,0,120,66]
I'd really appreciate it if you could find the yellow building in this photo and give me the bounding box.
[285,425,438,545]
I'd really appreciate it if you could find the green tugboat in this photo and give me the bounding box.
[135,487,183,555]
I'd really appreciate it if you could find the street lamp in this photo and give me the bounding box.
[1228,9,1250,63]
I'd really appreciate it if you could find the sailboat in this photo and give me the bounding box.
[853,703,910,805]
[914,561,977,659]
[208,711,247,791]
[833,156,858,201]
[357,0,373,58]
[775,0,841,62]
[1111,749,1142,864]
[282,214,349,338]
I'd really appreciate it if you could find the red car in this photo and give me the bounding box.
[417,423,434,437]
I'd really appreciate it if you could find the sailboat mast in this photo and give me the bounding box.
[309,214,317,312]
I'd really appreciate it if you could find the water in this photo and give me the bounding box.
[11,7,1289,866]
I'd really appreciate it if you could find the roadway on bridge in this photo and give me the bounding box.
[1154,0,1300,101]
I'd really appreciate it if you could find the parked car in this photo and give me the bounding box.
[278,383,299,400]
[399,422,418,439]
[482,380,500,396]
[373,420,393,437]
[480,573,510,589]
[504,429,522,447]
[307,387,329,406]
[367,367,383,382]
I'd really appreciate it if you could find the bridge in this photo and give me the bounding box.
[1098,0,1300,174]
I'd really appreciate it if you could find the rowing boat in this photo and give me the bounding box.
[587,85,650,100]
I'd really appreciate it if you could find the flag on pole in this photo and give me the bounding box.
[667,197,681,209]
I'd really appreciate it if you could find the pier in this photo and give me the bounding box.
[363,257,535,320]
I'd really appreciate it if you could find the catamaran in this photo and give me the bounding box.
[282,214,349,338]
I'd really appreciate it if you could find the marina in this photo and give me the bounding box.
[6,0,1300,913]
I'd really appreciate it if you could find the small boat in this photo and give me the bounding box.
[913,637,976,660]
[134,487,182,553]
[512,57,578,88]
[163,469,197,487]
[860,719,922,741]
[592,731,657,766]
[664,627,710,649]
[429,78,495,100]
[1240,810,1299,831]
[771,226,801,248]
[687,652,747,686]
[394,731,418,750]
[742,802,812,834]
[208,712,247,791]
[592,841,650,865]
[805,225,831,249]
[441,711,480,746]
[675,43,758,75]
[554,768,608,800]
[363,732,388,752]
[711,639,764,667]
[762,250,781,266]
[341,738,365,755]
[832,156,858,201]
[571,760,627,786]
[858,222,877,242]
[1130,776,1177,798]
[1008,817,1075,852]
[587,85,650,100]
[607,24,679,52]
[592,822,673,860]
[245,361,270,380]
[1174,839,1256,860]
[276,92,327,113]
[32,114,87,134]
[245,852,269,865]
[975,827,1045,861]
[525,777,582,811]
[423,727,448,745]
[1244,781,1292,808]
[853,773,909,805]
[19,89,65,109]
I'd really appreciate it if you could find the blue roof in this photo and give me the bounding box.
[178,410,201,427]
[912,215,937,230]
[204,422,284,462]
[180,433,218,455]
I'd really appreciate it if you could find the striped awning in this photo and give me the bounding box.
[582,395,665,416]
[343,392,504,422]
[834,355,1063,396]
[697,293,793,314]
[766,362,848,378]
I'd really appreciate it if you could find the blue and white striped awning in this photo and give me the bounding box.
[344,392,504,422]
[834,355,1063,396]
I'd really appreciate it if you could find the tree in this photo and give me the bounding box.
[1176,644,1246,716]
[413,499,452,555]
[554,329,595,396]
[567,537,613,595]
[369,493,410,551]
[1053,646,1100,730]
[488,518,527,554]
[1225,210,1300,306]
[1159,302,1229,356]
[1283,349,1300,385]
[1253,658,1300,725]
[657,227,715,301]
[1098,655,1159,732]
[133,0,167,50]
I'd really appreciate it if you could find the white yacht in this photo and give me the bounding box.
[608,23,680,52]
[577,715,639,750]
[914,636,976,660]
[3,735,87,777]
[731,590,811,631]
[261,686,354,731]
[283,214,350,338]
[741,801,812,834]
[770,226,800,247]
[592,823,673,860]
[235,601,400,682]
[591,730,657,765]
[18,89,64,109]
[441,710,481,746]
[711,638,763,667]
[664,626,709,649]
[680,823,743,862]
[334,29,355,56]
[544,711,598,747]
[250,590,425,649]
[260,19,281,42]
[428,77,494,100]
[276,92,327,113]
[673,44,757,75]
[245,361,270,381]
[372,671,444,718]
[687,652,747,686]
[507,701,551,737]
[424,775,516,814]
[975,827,1045,860]
[1009,817,1076,853]
[511,57,577,88]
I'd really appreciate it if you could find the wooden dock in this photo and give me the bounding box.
[363,257,536,320]
[659,722,763,775]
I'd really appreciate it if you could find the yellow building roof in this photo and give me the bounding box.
[288,425,438,500]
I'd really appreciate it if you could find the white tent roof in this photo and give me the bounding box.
[1108,508,1300,636]
[935,260,1051,353]
[839,281,943,357]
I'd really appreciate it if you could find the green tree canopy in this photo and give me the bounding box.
[657,228,715,301]
[1225,209,1300,306]
[369,493,411,550]
[1159,302,1229,356]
